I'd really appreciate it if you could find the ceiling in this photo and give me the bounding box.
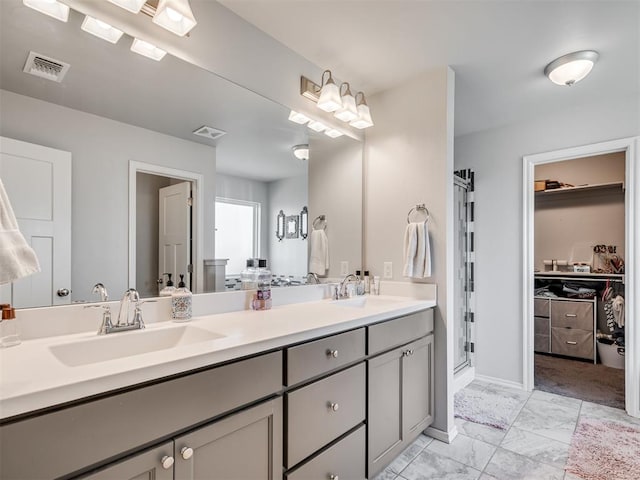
[219,0,640,137]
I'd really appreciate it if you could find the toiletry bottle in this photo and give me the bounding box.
[364,270,371,294]
[372,276,381,295]
[0,305,21,348]
[252,259,272,310]
[171,274,192,322]
[240,259,258,290]
[355,270,364,295]
[159,273,175,296]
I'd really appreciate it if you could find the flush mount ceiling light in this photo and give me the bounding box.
[334,83,359,123]
[288,110,311,125]
[153,0,197,36]
[23,0,69,22]
[107,0,146,14]
[292,144,310,161]
[350,92,374,129]
[544,50,599,86]
[131,38,167,61]
[81,16,124,44]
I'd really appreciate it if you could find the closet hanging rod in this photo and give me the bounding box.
[407,204,429,224]
[535,274,625,283]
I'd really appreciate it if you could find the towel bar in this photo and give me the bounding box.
[407,204,429,224]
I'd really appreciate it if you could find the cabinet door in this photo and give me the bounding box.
[79,442,174,480]
[367,347,403,475]
[403,335,434,435]
[174,397,282,480]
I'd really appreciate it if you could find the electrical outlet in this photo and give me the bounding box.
[340,261,349,276]
[383,262,393,279]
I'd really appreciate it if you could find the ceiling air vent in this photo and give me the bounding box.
[23,51,70,83]
[193,125,227,141]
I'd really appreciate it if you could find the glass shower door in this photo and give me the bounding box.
[454,175,472,372]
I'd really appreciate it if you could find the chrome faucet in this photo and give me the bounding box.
[92,283,109,302]
[116,288,141,327]
[306,272,320,284]
[85,288,148,335]
[335,274,362,299]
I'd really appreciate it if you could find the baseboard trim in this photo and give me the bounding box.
[453,366,475,392]
[424,425,458,444]
[475,374,527,391]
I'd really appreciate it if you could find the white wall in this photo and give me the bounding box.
[268,174,308,277]
[455,94,640,385]
[0,90,216,301]
[364,67,455,434]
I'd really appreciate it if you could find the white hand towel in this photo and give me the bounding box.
[422,221,432,277]
[403,222,431,278]
[309,228,329,275]
[403,223,418,277]
[0,178,40,285]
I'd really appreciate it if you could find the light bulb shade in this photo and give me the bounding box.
[334,84,359,122]
[350,103,374,129]
[107,0,146,13]
[153,0,197,36]
[544,50,599,86]
[81,16,124,44]
[292,144,309,161]
[131,38,167,61]
[307,120,327,132]
[23,0,69,22]
[317,74,342,112]
[324,128,344,138]
[288,110,311,125]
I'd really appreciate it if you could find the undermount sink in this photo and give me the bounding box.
[50,325,225,367]
[330,295,411,309]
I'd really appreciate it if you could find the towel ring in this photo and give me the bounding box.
[312,214,327,230]
[407,204,429,224]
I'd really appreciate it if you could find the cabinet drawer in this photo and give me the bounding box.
[534,298,550,317]
[286,363,366,468]
[535,316,550,336]
[551,300,593,330]
[286,425,365,480]
[534,334,550,353]
[368,309,433,355]
[551,327,594,359]
[286,328,365,386]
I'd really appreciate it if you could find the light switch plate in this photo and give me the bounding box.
[383,262,393,279]
[340,261,349,276]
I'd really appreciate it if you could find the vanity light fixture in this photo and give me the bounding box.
[544,50,599,86]
[23,0,69,22]
[292,144,310,161]
[334,83,359,123]
[349,92,374,129]
[307,120,327,133]
[107,0,146,14]
[131,38,167,61]
[152,0,197,37]
[288,110,311,125]
[81,16,124,44]
[316,70,343,112]
[324,128,344,138]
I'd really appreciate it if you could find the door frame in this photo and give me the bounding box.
[128,161,204,293]
[522,136,639,417]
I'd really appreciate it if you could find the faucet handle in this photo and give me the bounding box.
[85,304,113,335]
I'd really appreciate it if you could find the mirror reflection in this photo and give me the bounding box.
[0,0,363,308]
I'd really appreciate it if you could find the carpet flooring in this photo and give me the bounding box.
[534,353,625,409]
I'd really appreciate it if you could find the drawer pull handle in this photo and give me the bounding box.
[327,349,339,358]
[566,341,578,345]
[161,456,175,469]
[329,475,339,480]
[181,446,194,460]
[565,314,577,317]
[328,402,340,412]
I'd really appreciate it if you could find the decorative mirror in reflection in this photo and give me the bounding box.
[285,215,299,239]
[300,206,308,240]
[276,210,285,242]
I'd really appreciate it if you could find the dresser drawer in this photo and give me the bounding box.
[535,316,550,336]
[286,363,366,468]
[286,328,365,386]
[534,334,550,353]
[534,298,550,317]
[551,327,594,359]
[286,425,365,480]
[551,300,593,330]
[368,309,433,355]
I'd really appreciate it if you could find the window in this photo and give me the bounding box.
[215,198,260,275]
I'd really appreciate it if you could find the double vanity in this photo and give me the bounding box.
[0,292,435,480]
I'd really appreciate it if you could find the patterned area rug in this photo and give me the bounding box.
[566,417,640,480]
[454,389,521,430]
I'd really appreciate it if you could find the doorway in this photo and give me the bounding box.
[523,137,640,418]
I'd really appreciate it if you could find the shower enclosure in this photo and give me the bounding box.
[454,170,475,373]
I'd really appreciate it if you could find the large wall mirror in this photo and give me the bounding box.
[0,0,362,308]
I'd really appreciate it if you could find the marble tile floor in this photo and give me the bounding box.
[374,380,640,480]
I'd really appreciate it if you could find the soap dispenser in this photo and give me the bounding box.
[171,274,192,322]
[159,273,175,297]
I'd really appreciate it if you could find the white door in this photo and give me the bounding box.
[159,182,191,290]
[0,136,72,308]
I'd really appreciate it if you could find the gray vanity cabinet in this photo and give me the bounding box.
[80,442,175,480]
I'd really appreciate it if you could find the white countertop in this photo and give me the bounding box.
[0,295,435,420]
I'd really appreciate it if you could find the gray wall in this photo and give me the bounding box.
[454,93,639,385]
[0,90,216,301]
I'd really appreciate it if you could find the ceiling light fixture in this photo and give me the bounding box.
[292,144,310,161]
[316,70,342,113]
[288,110,311,125]
[153,0,197,36]
[307,120,327,132]
[334,83,359,123]
[107,0,146,14]
[130,38,167,61]
[23,0,69,22]
[81,16,124,44]
[350,92,374,129]
[544,50,599,86]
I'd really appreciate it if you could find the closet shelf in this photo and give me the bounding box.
[535,272,625,282]
[535,181,624,197]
